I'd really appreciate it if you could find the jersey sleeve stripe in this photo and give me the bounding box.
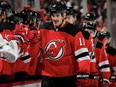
[98,60,109,67]
[76,52,89,59]
[90,58,96,62]
[99,68,110,72]
[98,60,110,72]
[77,56,90,62]
[75,48,89,56]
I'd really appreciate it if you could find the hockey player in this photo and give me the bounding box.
[12,7,33,80]
[65,7,82,26]
[27,10,42,77]
[76,12,110,87]
[102,31,116,87]
[83,21,111,87]
[39,0,90,87]
[0,0,21,82]
[13,6,42,80]
[65,8,95,87]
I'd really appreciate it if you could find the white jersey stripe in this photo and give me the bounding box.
[75,48,88,56]
[100,68,110,72]
[77,56,90,62]
[90,58,96,62]
[98,60,109,67]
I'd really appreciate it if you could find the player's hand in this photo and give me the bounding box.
[28,30,38,40]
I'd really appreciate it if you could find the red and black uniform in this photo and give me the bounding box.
[0,18,18,79]
[76,31,100,87]
[39,22,90,77]
[95,40,111,87]
[77,31,111,87]
[97,32,111,86]
[12,24,31,80]
[0,30,13,82]
[106,46,116,87]
[0,28,28,81]
[76,31,93,87]
[28,30,41,76]
[39,22,90,87]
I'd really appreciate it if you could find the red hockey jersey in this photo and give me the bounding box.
[12,24,31,75]
[106,46,116,75]
[82,31,98,74]
[39,22,90,77]
[0,30,15,76]
[28,31,41,76]
[94,41,111,80]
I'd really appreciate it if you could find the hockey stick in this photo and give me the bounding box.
[90,31,100,59]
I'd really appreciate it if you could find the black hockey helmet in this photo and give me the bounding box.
[48,0,67,15]
[84,21,96,31]
[66,7,77,15]
[66,7,78,17]
[19,8,32,24]
[66,7,81,19]
[83,13,96,21]
[29,11,41,22]
[29,11,42,30]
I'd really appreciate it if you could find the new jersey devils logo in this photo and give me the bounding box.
[45,40,66,60]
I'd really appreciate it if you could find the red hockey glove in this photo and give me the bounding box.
[28,30,38,40]
[29,30,40,45]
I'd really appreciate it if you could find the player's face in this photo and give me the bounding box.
[51,13,64,27]
[66,15,76,24]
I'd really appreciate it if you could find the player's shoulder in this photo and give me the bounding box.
[81,31,90,40]
[106,46,116,56]
[61,23,81,37]
[96,41,103,49]
[98,33,106,41]
[40,22,54,30]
